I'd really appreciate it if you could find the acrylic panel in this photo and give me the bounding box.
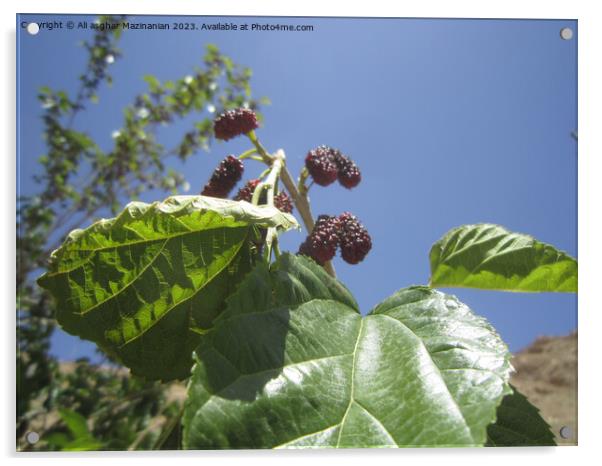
[16,14,577,450]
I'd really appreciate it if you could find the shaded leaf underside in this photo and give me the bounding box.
[183,254,512,448]
[487,385,556,446]
[430,224,577,292]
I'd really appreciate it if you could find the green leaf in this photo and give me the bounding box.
[487,385,556,446]
[61,437,104,451]
[143,74,161,92]
[66,129,95,150]
[430,224,577,292]
[44,432,71,449]
[58,408,90,440]
[55,408,104,450]
[182,254,512,448]
[38,196,298,381]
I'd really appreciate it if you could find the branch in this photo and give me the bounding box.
[278,162,314,232]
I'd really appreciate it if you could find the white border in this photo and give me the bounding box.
[3,1,601,465]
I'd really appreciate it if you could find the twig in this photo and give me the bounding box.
[247,133,336,278]
[278,162,315,232]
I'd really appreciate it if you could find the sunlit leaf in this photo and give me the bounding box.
[183,254,512,448]
[38,196,298,381]
[430,224,577,292]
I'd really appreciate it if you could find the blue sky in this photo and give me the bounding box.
[17,15,577,360]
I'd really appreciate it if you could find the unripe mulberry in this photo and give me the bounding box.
[305,146,338,186]
[213,108,259,141]
[201,155,244,198]
[334,151,361,189]
[275,191,293,213]
[234,179,261,202]
[298,215,341,265]
[338,212,372,264]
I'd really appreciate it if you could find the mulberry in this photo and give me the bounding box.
[305,146,338,186]
[334,151,361,189]
[234,179,261,202]
[298,215,341,265]
[338,212,372,264]
[213,108,259,141]
[275,191,293,213]
[200,155,244,198]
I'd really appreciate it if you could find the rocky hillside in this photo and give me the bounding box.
[510,331,577,446]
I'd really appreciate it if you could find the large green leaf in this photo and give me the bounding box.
[37,196,298,381]
[487,385,556,446]
[182,254,512,448]
[430,224,577,292]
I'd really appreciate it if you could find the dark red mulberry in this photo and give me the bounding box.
[297,215,341,265]
[334,151,361,189]
[201,155,244,198]
[338,212,372,264]
[213,108,259,141]
[305,146,338,186]
[275,191,293,213]
[234,179,261,202]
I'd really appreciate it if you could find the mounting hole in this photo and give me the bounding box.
[26,22,40,35]
[559,425,573,439]
[560,27,573,40]
[25,431,40,444]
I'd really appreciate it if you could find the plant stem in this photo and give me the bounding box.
[251,154,283,206]
[257,166,271,180]
[278,163,315,232]
[237,147,258,160]
[258,155,284,262]
[264,156,283,206]
[263,227,277,263]
[247,130,273,163]
[277,154,337,278]
[273,237,282,259]
[246,133,337,278]
[298,167,310,195]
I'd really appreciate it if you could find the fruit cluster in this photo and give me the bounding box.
[298,215,341,265]
[233,179,261,202]
[200,155,244,198]
[213,108,259,141]
[338,212,373,264]
[274,191,293,214]
[305,145,361,189]
[298,212,372,265]
[204,109,370,269]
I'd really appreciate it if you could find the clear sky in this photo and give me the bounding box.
[17,14,577,360]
